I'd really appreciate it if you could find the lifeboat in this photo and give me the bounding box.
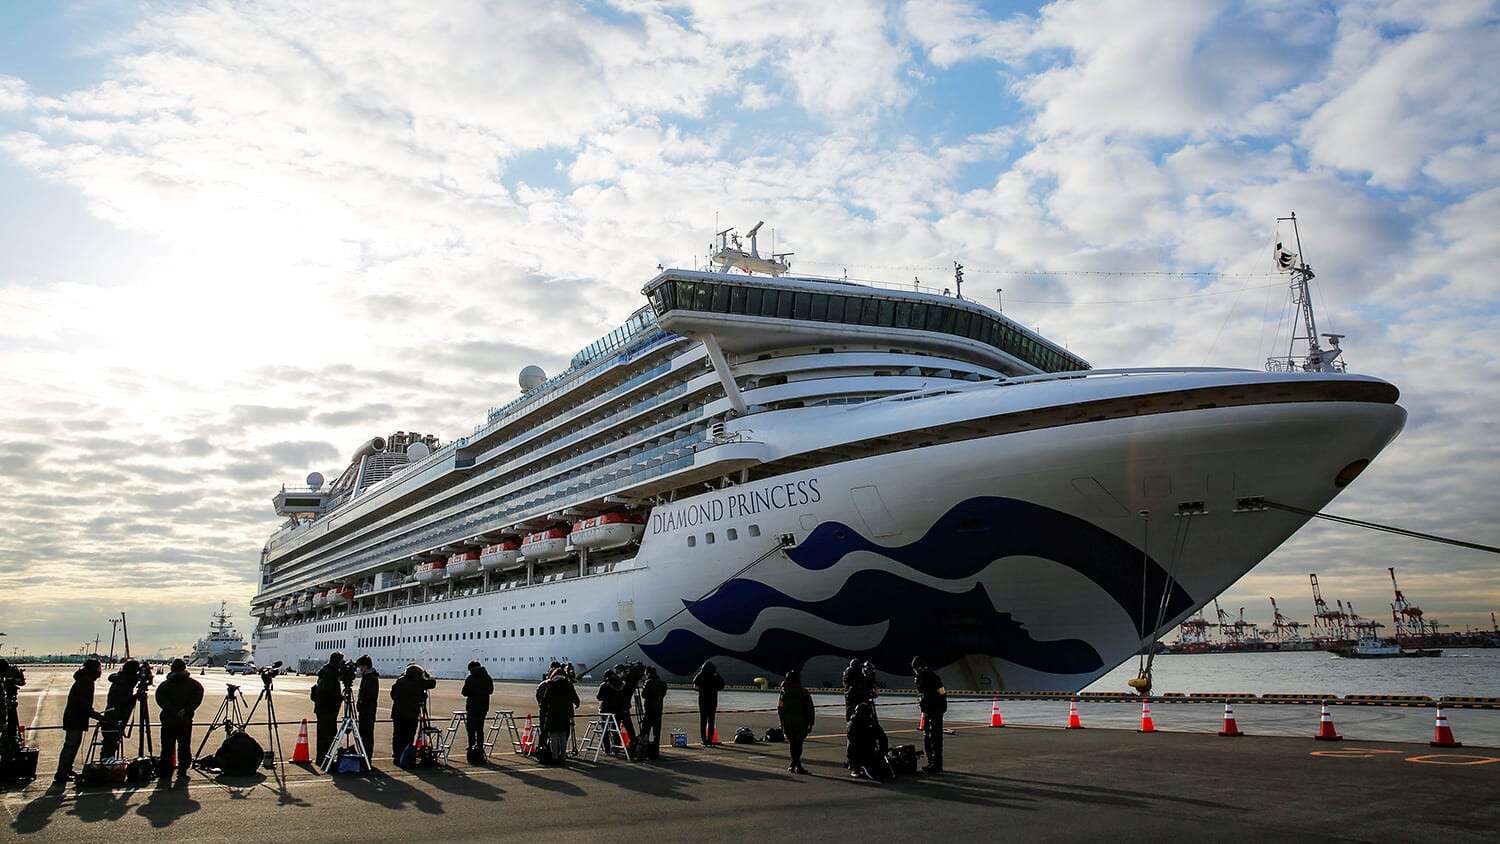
[414,559,448,584]
[569,512,646,550]
[480,540,522,571]
[521,528,570,562]
[447,550,482,579]
[311,590,329,608]
[327,585,354,605]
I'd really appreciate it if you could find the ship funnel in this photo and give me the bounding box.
[351,436,386,463]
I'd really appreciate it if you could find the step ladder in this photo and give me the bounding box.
[578,713,625,763]
[483,709,522,755]
[436,711,465,765]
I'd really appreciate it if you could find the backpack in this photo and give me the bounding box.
[886,744,921,776]
[335,748,369,774]
[397,743,418,769]
[763,727,786,743]
[733,727,758,744]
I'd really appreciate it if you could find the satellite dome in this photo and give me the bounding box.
[406,442,430,460]
[306,471,325,490]
[519,365,547,391]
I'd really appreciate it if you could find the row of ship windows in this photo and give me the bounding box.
[649,278,1088,373]
[353,619,655,650]
[354,615,391,630]
[316,621,348,634]
[316,639,347,651]
[687,523,761,547]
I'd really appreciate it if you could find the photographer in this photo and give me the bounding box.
[0,659,24,754]
[389,663,435,764]
[310,652,350,765]
[911,656,946,774]
[354,656,379,759]
[460,661,493,756]
[640,666,667,760]
[100,659,143,760]
[53,658,103,784]
[538,667,579,764]
[154,658,203,780]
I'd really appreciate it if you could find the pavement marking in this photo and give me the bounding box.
[1310,749,1403,758]
[26,675,58,730]
[1404,754,1500,766]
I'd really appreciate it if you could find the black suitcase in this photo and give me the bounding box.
[886,744,921,776]
[0,748,39,784]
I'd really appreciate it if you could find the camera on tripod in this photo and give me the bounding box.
[256,661,284,687]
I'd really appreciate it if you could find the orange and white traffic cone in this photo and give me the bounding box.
[989,697,1004,728]
[1218,703,1244,737]
[710,726,720,745]
[918,712,926,731]
[1314,702,1342,741]
[1138,700,1156,733]
[520,715,535,754]
[1066,699,1084,729]
[291,719,312,762]
[1430,706,1462,748]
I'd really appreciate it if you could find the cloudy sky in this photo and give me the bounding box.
[1,0,1496,656]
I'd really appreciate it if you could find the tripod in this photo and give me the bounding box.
[241,668,285,767]
[193,683,250,762]
[320,683,370,773]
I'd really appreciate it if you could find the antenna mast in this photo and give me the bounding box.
[1267,212,1346,373]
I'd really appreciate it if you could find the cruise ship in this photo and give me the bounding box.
[249,223,1405,691]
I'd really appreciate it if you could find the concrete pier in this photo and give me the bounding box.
[5,667,1497,841]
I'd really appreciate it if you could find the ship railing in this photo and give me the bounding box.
[266,434,708,594]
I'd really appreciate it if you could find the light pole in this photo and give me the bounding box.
[995,288,1003,312]
[108,617,122,665]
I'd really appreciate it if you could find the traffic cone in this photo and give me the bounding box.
[918,712,927,731]
[520,715,535,754]
[1138,700,1156,733]
[989,697,1004,728]
[1430,707,1462,748]
[291,719,311,762]
[710,726,720,745]
[1066,699,1084,729]
[1218,703,1244,737]
[1314,703,1342,741]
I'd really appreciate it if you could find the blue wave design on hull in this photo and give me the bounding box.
[641,496,1195,678]
[642,571,1103,677]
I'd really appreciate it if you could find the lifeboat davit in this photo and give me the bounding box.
[414,559,448,584]
[311,590,329,608]
[447,550,482,579]
[521,528,570,562]
[480,540,522,571]
[569,512,646,550]
[327,586,354,605]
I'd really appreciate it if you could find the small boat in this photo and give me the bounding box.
[414,559,448,584]
[521,527,570,562]
[569,512,646,550]
[326,585,354,605]
[446,550,482,578]
[1330,634,1401,658]
[480,540,522,570]
[311,590,329,608]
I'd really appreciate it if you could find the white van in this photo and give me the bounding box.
[224,661,255,675]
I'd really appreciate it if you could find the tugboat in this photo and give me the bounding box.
[187,602,247,667]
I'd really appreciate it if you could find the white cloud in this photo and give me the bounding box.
[0,75,30,111]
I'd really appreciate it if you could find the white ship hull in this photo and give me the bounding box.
[253,388,1404,691]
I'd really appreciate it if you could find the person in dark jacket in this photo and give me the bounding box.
[595,670,634,757]
[846,701,890,780]
[843,658,875,721]
[354,655,379,759]
[778,668,815,774]
[99,659,142,760]
[53,659,103,784]
[389,663,436,763]
[693,660,725,745]
[154,658,204,779]
[461,661,494,753]
[539,668,580,763]
[912,656,947,773]
[310,651,347,765]
[639,667,668,760]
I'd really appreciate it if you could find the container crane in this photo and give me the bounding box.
[1268,596,1308,643]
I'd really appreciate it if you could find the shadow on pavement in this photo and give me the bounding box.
[326,768,446,814]
[134,777,202,828]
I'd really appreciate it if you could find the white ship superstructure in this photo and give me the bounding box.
[250,224,1405,690]
[189,602,247,667]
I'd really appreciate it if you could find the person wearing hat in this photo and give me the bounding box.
[53,658,104,784]
[778,668,814,775]
[354,655,379,759]
[154,658,204,779]
[911,656,946,773]
[460,660,494,755]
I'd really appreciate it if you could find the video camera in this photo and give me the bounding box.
[134,663,154,697]
[256,660,284,687]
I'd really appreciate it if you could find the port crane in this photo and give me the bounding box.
[1308,573,1349,641]
[1268,596,1309,643]
[1387,566,1443,640]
